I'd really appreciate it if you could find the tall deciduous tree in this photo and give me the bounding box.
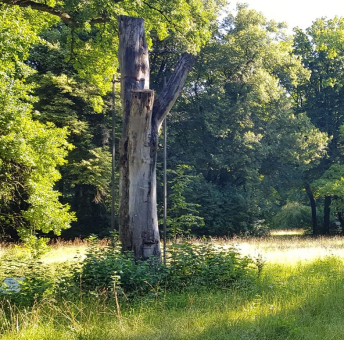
[28,38,114,238]
[161,6,328,236]
[0,6,75,243]
[292,18,344,234]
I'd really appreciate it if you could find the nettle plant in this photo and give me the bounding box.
[0,254,58,306]
[75,238,259,297]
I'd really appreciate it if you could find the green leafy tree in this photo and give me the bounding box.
[164,165,204,239]
[292,17,344,233]
[162,6,328,236]
[0,0,225,94]
[0,6,75,244]
[313,164,344,233]
[28,40,114,237]
[0,0,225,259]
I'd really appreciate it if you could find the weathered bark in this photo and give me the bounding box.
[338,212,344,234]
[118,16,150,255]
[305,182,318,235]
[323,196,331,234]
[118,16,194,260]
[153,52,195,127]
[128,90,161,259]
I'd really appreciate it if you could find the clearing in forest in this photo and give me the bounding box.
[1,229,344,340]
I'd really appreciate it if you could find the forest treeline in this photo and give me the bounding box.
[1,1,344,242]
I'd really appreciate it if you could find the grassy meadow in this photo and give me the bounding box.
[2,230,344,339]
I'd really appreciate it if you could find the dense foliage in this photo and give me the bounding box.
[0,239,259,305]
[0,0,225,241]
[1,0,344,240]
[0,7,75,244]
[158,6,328,236]
[78,240,257,295]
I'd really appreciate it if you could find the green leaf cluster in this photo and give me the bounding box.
[74,239,258,297]
[164,165,204,238]
[0,6,75,243]
[162,6,328,234]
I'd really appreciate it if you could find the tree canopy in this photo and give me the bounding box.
[2,1,344,243]
[0,6,75,244]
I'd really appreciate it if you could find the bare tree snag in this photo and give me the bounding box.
[118,15,151,257]
[118,16,194,260]
[153,53,195,127]
[128,90,160,259]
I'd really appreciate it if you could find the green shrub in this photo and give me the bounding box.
[271,203,311,229]
[166,242,257,289]
[75,242,166,296]
[0,247,77,306]
[75,240,258,296]
[0,240,260,305]
[0,256,57,306]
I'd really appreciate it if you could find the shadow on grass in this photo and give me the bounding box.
[113,257,344,340]
[3,257,343,340]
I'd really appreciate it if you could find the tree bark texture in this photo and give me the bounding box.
[305,182,318,235]
[338,212,344,234]
[118,15,151,256]
[153,52,195,128]
[118,16,194,260]
[323,195,331,234]
[128,90,161,259]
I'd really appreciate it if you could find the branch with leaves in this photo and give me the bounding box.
[0,0,111,26]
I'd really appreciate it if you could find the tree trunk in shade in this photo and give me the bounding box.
[338,212,344,234]
[323,196,331,235]
[305,182,318,235]
[118,15,194,260]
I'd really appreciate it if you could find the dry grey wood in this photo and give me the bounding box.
[128,90,161,259]
[153,53,195,127]
[118,16,151,257]
[118,16,194,260]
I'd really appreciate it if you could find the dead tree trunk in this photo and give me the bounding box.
[127,90,159,258]
[118,16,150,257]
[118,16,194,260]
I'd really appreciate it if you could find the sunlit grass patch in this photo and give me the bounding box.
[3,230,344,267]
[2,257,344,339]
[226,233,344,265]
[40,238,91,264]
[0,243,16,260]
[3,230,344,266]
[1,238,96,264]
[270,228,305,236]
[2,231,344,339]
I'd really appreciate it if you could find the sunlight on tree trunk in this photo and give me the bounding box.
[118,15,194,260]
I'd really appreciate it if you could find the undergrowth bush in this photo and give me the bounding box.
[75,241,166,296]
[75,240,258,297]
[0,255,61,305]
[0,240,259,305]
[166,243,257,290]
